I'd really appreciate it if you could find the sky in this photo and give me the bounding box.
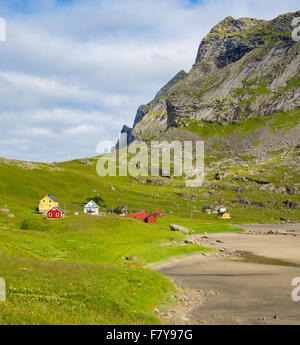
[0,0,299,162]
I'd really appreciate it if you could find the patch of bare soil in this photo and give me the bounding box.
[158,280,220,325]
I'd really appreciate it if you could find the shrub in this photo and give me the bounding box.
[86,196,106,208]
[20,219,30,230]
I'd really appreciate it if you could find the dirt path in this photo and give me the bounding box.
[156,223,300,325]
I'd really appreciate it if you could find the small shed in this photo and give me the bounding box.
[145,214,157,223]
[126,211,148,222]
[47,206,64,219]
[202,206,211,213]
[153,211,164,217]
[84,200,99,215]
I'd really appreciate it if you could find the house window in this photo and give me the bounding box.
[43,200,45,203]
[49,213,52,217]
[56,213,59,217]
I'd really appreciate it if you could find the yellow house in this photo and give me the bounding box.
[39,195,59,213]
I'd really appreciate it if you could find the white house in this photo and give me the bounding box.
[84,200,99,215]
[215,205,227,214]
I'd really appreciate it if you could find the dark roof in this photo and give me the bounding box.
[48,195,58,202]
[145,214,157,222]
[146,214,156,218]
[49,206,64,214]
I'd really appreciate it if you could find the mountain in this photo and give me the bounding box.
[119,11,300,153]
[117,70,187,147]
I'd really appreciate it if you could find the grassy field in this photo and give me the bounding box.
[183,108,300,140]
[0,157,247,324]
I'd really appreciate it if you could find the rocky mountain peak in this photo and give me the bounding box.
[210,16,264,34]
[196,17,267,68]
[196,11,300,68]
[118,11,300,148]
[268,11,300,33]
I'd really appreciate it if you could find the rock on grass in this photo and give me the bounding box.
[170,224,189,233]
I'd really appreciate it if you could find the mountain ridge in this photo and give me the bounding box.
[119,10,300,149]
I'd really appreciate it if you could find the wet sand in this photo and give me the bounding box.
[157,223,300,325]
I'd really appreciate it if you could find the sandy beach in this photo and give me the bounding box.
[156,223,300,325]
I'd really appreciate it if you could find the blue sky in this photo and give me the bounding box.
[0,0,299,162]
[0,0,203,13]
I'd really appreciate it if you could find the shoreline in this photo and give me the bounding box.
[154,223,300,325]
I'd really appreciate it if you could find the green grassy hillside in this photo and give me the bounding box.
[0,157,244,324]
[0,149,299,324]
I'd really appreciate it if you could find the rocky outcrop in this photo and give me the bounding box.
[167,11,300,126]
[118,70,187,145]
[195,16,266,68]
[116,125,135,149]
[170,224,189,233]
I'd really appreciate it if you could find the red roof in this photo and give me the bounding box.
[126,211,148,221]
[46,206,64,219]
[145,215,157,223]
[153,211,164,217]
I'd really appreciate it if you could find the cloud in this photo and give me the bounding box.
[0,0,299,162]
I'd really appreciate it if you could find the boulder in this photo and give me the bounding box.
[284,201,300,209]
[286,185,299,195]
[274,186,286,194]
[170,224,189,233]
[127,255,139,262]
[290,202,300,209]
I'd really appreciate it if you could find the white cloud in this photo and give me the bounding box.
[0,0,299,161]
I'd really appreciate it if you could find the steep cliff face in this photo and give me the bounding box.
[195,16,266,68]
[120,70,187,145]
[167,11,300,127]
[119,11,300,144]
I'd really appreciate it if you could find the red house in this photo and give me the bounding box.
[153,211,164,217]
[145,214,157,223]
[46,206,64,219]
[126,211,148,222]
